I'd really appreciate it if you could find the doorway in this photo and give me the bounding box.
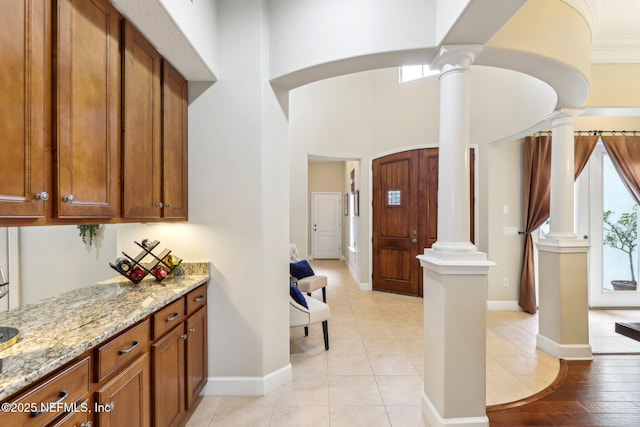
[580,143,640,307]
[311,192,341,259]
[372,148,474,297]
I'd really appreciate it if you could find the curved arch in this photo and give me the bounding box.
[477,47,590,110]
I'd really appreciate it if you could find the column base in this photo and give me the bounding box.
[419,249,495,275]
[537,333,593,360]
[536,237,589,253]
[431,241,478,255]
[422,393,489,427]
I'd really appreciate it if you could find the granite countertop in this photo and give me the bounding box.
[0,262,210,401]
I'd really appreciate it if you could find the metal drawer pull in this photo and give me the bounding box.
[194,296,205,302]
[166,313,180,322]
[30,390,68,417]
[118,340,140,355]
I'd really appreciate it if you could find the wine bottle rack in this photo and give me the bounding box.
[109,239,182,284]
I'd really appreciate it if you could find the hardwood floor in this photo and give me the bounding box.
[487,355,640,426]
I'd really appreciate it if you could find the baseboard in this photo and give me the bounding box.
[422,393,489,427]
[346,260,372,291]
[358,281,371,291]
[202,363,292,396]
[536,334,593,360]
[486,300,522,311]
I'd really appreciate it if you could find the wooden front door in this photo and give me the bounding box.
[372,148,474,297]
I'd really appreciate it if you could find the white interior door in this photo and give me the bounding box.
[312,192,341,259]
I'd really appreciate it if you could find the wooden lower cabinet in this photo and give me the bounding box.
[152,325,186,427]
[186,306,208,409]
[95,352,151,427]
[153,304,208,425]
[0,285,208,427]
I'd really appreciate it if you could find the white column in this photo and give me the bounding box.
[546,109,581,241]
[536,109,591,360]
[419,45,493,427]
[430,45,482,255]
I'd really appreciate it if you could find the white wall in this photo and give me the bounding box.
[268,0,437,86]
[19,225,118,305]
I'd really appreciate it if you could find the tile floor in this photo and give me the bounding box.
[183,260,640,427]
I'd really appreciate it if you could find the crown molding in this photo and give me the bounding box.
[592,38,640,63]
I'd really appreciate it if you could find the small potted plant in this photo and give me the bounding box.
[77,224,101,246]
[603,207,638,291]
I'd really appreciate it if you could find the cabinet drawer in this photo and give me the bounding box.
[96,319,150,382]
[153,298,185,339]
[49,399,91,427]
[186,284,207,316]
[0,357,90,427]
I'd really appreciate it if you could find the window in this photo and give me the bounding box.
[601,153,638,292]
[399,65,439,83]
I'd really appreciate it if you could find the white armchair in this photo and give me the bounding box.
[289,243,328,302]
[290,293,330,350]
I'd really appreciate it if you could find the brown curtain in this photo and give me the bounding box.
[574,135,599,179]
[518,135,598,314]
[601,136,640,205]
[519,135,551,314]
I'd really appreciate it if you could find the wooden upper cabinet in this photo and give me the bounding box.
[122,21,162,219]
[0,0,50,218]
[162,61,188,220]
[55,0,120,218]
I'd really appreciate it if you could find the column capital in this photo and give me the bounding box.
[546,108,584,126]
[431,45,483,75]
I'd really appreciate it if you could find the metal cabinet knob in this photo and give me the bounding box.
[156,201,164,208]
[63,194,74,202]
[181,334,188,340]
[189,327,196,333]
[412,239,417,243]
[166,203,172,208]
[34,191,49,201]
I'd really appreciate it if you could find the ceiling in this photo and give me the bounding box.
[587,0,640,63]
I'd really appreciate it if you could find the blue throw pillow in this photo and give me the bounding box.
[290,285,308,308]
[290,259,315,279]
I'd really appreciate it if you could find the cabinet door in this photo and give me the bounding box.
[186,305,208,409]
[162,61,188,220]
[0,0,49,217]
[55,0,120,218]
[95,352,151,427]
[122,21,162,219]
[152,324,185,427]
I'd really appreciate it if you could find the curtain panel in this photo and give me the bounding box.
[601,136,640,206]
[519,136,551,314]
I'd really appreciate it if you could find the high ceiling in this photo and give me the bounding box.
[588,0,640,63]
